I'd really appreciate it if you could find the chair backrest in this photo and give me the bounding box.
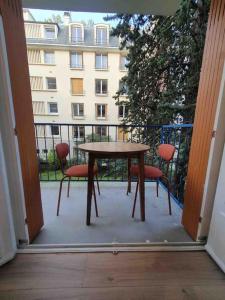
[158,144,175,162]
[55,143,69,173]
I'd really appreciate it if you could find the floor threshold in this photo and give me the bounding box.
[18,241,205,254]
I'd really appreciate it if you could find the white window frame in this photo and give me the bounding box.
[72,103,84,119]
[70,51,83,69]
[69,23,84,43]
[46,77,57,90]
[94,24,109,45]
[120,55,128,71]
[43,51,55,65]
[95,125,107,136]
[95,79,108,95]
[118,105,128,119]
[95,53,108,70]
[43,25,57,39]
[50,124,60,137]
[48,102,58,115]
[96,104,107,119]
[73,125,85,140]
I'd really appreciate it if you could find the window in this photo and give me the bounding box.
[50,125,59,136]
[96,104,107,119]
[72,103,84,117]
[73,126,85,139]
[120,55,128,70]
[27,49,41,64]
[70,52,83,68]
[32,101,45,115]
[95,79,108,95]
[44,51,55,64]
[71,25,83,43]
[44,26,56,39]
[119,80,128,95]
[96,27,108,44]
[48,102,58,114]
[95,126,107,136]
[46,77,57,90]
[118,105,128,118]
[30,76,43,90]
[95,53,108,69]
[71,78,84,95]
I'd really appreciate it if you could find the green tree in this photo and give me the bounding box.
[105,0,210,126]
[45,14,63,24]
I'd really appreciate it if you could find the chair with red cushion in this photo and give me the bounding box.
[129,144,175,217]
[55,143,100,216]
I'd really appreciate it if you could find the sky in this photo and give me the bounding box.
[29,9,118,26]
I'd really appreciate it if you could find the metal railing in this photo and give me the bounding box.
[34,123,193,205]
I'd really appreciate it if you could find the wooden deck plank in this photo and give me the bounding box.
[0,251,224,299]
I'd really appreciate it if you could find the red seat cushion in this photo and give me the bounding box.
[65,164,97,177]
[130,164,163,178]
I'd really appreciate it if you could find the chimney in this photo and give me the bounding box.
[63,12,71,25]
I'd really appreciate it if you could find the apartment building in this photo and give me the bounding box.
[24,11,128,150]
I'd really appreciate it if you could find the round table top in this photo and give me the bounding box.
[78,142,150,154]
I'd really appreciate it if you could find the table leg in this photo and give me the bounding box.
[139,152,145,221]
[127,157,131,194]
[86,153,95,225]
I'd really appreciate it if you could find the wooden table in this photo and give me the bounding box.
[79,142,150,225]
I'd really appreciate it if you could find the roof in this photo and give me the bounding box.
[25,22,121,49]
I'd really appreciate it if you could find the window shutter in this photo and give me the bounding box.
[30,76,43,90]
[71,78,83,95]
[27,49,41,64]
[25,23,41,38]
[32,101,45,115]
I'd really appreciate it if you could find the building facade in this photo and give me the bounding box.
[24,11,128,155]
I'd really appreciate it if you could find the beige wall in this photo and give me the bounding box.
[29,48,127,128]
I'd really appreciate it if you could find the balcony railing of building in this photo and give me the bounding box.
[34,123,193,207]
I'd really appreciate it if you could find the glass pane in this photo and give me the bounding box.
[51,125,59,135]
[102,55,107,69]
[96,27,107,44]
[71,52,82,68]
[95,80,101,94]
[49,103,58,113]
[79,104,84,116]
[71,26,82,42]
[102,80,107,94]
[44,52,55,64]
[44,27,55,39]
[102,105,105,117]
[119,106,124,117]
[95,54,101,68]
[97,105,101,117]
[47,77,56,89]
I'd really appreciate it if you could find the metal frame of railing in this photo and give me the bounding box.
[34,123,193,206]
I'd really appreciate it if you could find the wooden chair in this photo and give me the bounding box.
[55,143,100,216]
[128,144,175,217]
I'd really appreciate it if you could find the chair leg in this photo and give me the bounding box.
[57,177,66,216]
[93,182,98,217]
[132,180,139,218]
[67,177,71,198]
[156,180,159,197]
[166,178,172,215]
[96,175,100,195]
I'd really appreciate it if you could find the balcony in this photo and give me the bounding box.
[33,122,193,244]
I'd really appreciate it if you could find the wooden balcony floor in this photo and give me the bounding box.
[33,182,192,244]
[0,252,225,299]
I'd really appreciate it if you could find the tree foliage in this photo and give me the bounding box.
[44,14,63,24]
[105,0,210,125]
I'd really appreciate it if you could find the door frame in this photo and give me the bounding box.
[198,61,225,240]
[0,15,28,245]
